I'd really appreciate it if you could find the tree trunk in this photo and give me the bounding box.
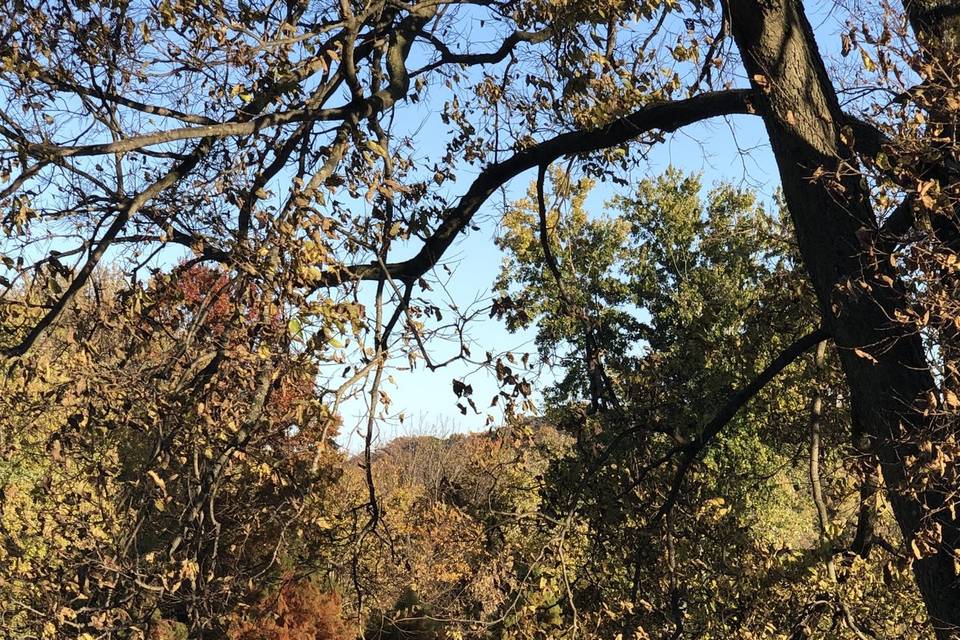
[727,1,960,636]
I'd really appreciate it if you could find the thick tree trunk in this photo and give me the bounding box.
[727,1,960,636]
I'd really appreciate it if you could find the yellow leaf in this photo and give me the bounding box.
[146,470,166,495]
[945,389,960,409]
[180,559,199,580]
[911,538,922,559]
[366,139,388,157]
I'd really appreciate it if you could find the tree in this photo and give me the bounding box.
[496,167,927,638]
[2,0,959,635]
[725,3,960,634]
[0,267,347,637]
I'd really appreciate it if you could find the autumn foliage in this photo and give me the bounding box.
[228,579,350,640]
[4,0,960,637]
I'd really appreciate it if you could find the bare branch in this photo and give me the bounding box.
[325,89,757,286]
[652,327,830,523]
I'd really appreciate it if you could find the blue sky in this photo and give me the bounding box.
[336,111,780,452]
[334,1,866,451]
[0,0,850,452]
[333,0,872,452]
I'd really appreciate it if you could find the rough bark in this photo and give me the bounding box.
[728,1,960,636]
[851,458,882,558]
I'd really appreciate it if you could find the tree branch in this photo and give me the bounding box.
[416,28,553,75]
[322,89,757,286]
[652,327,830,523]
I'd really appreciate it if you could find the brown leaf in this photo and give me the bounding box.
[944,389,960,409]
[146,470,167,496]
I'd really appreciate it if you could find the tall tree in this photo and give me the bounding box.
[494,166,933,638]
[726,2,959,634]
